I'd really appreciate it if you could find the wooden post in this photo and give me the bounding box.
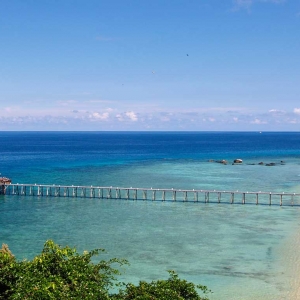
[205,192,209,203]
[194,191,198,202]
[152,190,156,201]
[143,190,147,200]
[64,187,68,197]
[162,190,165,201]
[183,191,187,202]
[107,188,112,199]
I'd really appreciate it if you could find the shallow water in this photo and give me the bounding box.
[1,131,300,299]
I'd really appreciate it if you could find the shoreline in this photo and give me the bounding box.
[282,222,300,299]
[277,185,300,299]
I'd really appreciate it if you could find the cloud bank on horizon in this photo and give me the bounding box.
[0,0,299,131]
[2,102,300,131]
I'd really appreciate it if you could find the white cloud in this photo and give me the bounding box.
[89,112,110,121]
[293,108,300,115]
[115,111,138,122]
[251,118,267,124]
[2,106,300,130]
[125,111,138,121]
[115,114,123,122]
[268,109,286,115]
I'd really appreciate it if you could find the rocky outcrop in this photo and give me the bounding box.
[208,159,285,166]
[233,159,243,164]
[208,159,228,164]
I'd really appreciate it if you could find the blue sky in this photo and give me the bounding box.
[1,0,300,131]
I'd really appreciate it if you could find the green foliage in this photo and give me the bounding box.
[113,270,211,300]
[0,240,211,300]
[0,240,127,300]
[0,243,16,299]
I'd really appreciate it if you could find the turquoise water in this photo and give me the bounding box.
[1,132,300,299]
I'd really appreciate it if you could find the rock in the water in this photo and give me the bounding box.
[216,159,227,165]
[233,159,243,164]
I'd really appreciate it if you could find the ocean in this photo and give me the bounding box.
[1,131,300,299]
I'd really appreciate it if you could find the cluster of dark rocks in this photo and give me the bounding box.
[208,159,285,166]
[208,159,243,165]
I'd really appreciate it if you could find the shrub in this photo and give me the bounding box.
[0,240,127,299]
[0,240,211,300]
[113,270,211,300]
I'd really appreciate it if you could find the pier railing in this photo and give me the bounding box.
[2,183,300,206]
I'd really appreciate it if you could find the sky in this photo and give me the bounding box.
[1,0,300,131]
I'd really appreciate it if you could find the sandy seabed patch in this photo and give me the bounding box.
[209,206,300,300]
[282,228,300,300]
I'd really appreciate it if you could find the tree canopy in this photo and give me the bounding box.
[0,240,211,300]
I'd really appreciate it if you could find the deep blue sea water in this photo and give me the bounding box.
[1,131,300,299]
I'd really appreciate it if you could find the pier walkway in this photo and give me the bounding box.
[2,183,300,206]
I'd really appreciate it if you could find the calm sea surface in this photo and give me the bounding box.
[1,131,300,299]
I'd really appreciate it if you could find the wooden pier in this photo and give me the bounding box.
[3,183,300,206]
